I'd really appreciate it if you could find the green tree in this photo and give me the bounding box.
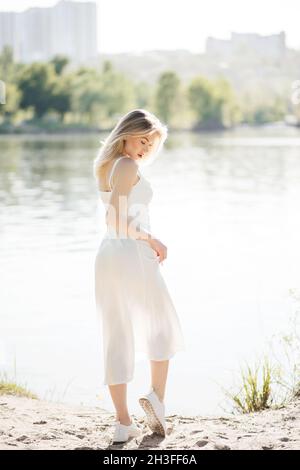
[0,82,21,121]
[70,68,106,123]
[188,76,219,128]
[155,71,181,125]
[100,60,135,121]
[18,63,57,118]
[0,46,22,122]
[134,80,153,109]
[239,89,287,124]
[50,55,70,75]
[50,75,72,120]
[213,77,241,127]
[188,76,240,129]
[0,46,15,82]
[70,61,136,125]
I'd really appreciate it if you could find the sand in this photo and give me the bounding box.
[0,394,299,450]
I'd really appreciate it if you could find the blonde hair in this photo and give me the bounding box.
[93,109,168,186]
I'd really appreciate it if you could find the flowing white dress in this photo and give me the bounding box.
[94,156,185,385]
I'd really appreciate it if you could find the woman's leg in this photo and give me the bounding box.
[108,384,132,425]
[150,360,169,402]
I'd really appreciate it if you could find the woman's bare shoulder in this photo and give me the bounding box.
[117,156,138,171]
[111,157,139,187]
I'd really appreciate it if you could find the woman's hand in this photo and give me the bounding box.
[148,238,167,264]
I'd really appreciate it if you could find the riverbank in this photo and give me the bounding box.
[0,122,102,134]
[0,120,299,135]
[0,394,299,450]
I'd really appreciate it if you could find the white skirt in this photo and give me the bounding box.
[94,236,186,385]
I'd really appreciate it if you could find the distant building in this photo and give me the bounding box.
[206,31,286,60]
[0,0,98,65]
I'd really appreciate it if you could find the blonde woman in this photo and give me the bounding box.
[93,109,185,444]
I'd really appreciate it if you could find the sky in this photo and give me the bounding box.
[1,0,300,54]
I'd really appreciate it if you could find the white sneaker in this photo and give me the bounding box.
[138,387,167,437]
[112,418,142,444]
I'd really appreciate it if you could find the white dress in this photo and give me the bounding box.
[94,155,186,385]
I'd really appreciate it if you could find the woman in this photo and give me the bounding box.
[93,109,185,443]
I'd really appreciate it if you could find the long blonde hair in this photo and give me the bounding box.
[93,109,168,186]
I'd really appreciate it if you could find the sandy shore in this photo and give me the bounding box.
[0,394,299,450]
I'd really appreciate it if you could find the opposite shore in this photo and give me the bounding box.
[0,120,300,135]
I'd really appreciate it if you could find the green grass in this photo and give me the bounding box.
[223,357,283,414]
[222,289,300,414]
[0,372,38,399]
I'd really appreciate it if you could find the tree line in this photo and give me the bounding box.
[0,46,292,131]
